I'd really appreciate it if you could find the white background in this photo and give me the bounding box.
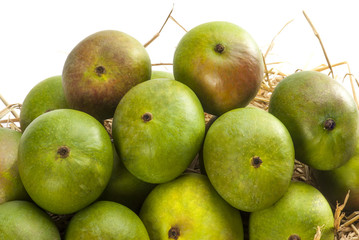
[1,0,358,108]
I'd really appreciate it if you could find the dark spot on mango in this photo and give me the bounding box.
[324,118,336,131]
[57,146,70,158]
[95,66,106,76]
[251,156,262,168]
[168,226,180,239]
[214,43,225,53]
[288,234,301,240]
[142,112,153,122]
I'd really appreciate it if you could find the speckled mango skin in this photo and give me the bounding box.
[100,145,156,213]
[151,70,174,80]
[139,173,244,240]
[173,21,264,116]
[18,109,113,214]
[62,30,151,122]
[203,107,295,212]
[0,128,29,204]
[112,79,205,184]
[249,181,334,240]
[65,201,150,240]
[0,200,60,240]
[268,71,359,170]
[313,150,359,211]
[20,75,69,131]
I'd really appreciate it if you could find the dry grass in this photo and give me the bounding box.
[0,92,21,131]
[1,7,359,240]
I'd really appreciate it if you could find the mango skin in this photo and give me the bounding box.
[313,151,359,211]
[173,21,264,116]
[20,75,69,131]
[0,128,29,204]
[139,173,244,240]
[203,107,294,212]
[0,200,60,240]
[62,30,151,122]
[249,181,334,240]
[151,70,174,80]
[100,145,156,213]
[112,79,205,184]
[65,201,150,240]
[269,71,359,170]
[18,109,113,214]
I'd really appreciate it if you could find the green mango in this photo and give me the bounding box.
[249,181,334,240]
[269,71,358,170]
[203,107,294,212]
[18,109,113,214]
[140,173,243,240]
[0,200,60,240]
[0,128,29,203]
[20,75,69,131]
[65,201,149,240]
[112,79,205,184]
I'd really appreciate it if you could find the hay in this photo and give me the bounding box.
[1,8,359,240]
[0,93,21,131]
